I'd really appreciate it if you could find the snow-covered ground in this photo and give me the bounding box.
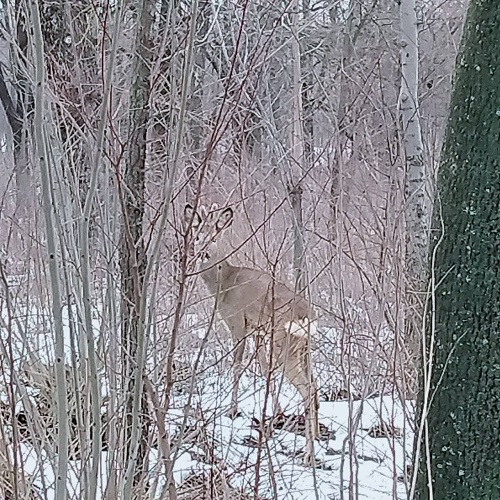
[12,373,412,499]
[1,305,413,499]
[162,373,412,500]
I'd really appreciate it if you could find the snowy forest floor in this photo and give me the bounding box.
[1,307,413,499]
[158,372,412,499]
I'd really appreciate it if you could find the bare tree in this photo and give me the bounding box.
[289,0,307,292]
[30,0,69,497]
[329,0,360,238]
[399,0,432,366]
[118,0,155,495]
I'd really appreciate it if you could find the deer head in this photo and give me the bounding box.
[183,203,234,267]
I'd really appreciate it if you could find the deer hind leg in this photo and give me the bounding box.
[227,336,246,419]
[256,336,283,416]
[282,348,320,466]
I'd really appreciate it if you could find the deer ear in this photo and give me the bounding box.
[184,204,202,229]
[207,203,220,224]
[199,205,208,219]
[215,207,234,231]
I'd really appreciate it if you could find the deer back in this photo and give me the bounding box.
[204,262,314,333]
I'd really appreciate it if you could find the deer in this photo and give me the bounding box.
[183,203,320,466]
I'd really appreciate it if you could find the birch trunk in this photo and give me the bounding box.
[30,0,68,498]
[290,0,306,292]
[399,0,431,362]
[302,0,314,163]
[400,0,431,281]
[329,0,359,241]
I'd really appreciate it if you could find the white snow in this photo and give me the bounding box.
[1,306,412,499]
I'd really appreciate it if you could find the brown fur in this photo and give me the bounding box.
[185,204,320,466]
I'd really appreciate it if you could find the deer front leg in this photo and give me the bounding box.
[227,337,246,419]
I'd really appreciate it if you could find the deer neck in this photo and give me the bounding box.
[199,256,233,296]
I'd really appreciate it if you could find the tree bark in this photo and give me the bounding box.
[400,0,430,285]
[399,0,431,381]
[302,0,314,164]
[119,0,154,494]
[290,0,306,292]
[415,2,500,498]
[0,3,33,217]
[30,0,69,498]
[329,0,359,241]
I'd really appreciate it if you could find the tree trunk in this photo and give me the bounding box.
[302,0,314,164]
[187,0,210,158]
[30,0,69,497]
[329,0,359,241]
[415,2,500,498]
[399,0,431,383]
[289,0,306,292]
[0,3,33,218]
[400,0,430,284]
[119,0,154,494]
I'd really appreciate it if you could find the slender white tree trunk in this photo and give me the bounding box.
[290,0,306,291]
[78,1,123,496]
[30,1,68,498]
[399,0,432,369]
[329,0,359,241]
[400,0,431,284]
